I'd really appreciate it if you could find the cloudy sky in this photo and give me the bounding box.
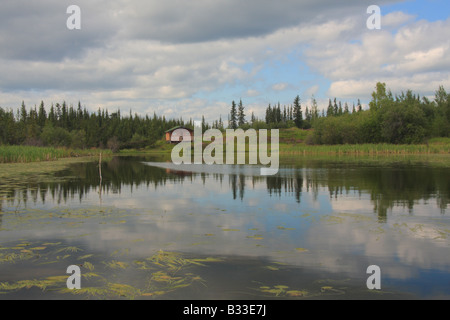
[0,0,449,123]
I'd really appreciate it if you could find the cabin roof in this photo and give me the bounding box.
[165,126,194,133]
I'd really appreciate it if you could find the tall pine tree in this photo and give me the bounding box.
[229,100,237,129]
[237,99,246,127]
[326,99,334,117]
[293,95,303,128]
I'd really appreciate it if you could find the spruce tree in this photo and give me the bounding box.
[293,95,303,128]
[38,101,46,128]
[311,96,319,122]
[237,99,246,127]
[327,99,334,117]
[230,100,237,129]
[265,104,272,124]
[20,101,27,123]
[218,115,223,130]
[305,106,311,122]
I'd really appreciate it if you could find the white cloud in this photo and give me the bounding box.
[304,85,320,97]
[246,89,260,97]
[272,83,289,91]
[382,11,417,28]
[308,15,450,99]
[0,1,449,121]
[387,46,450,73]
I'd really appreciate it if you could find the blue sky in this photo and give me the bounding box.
[189,0,450,120]
[0,0,449,123]
[383,0,450,21]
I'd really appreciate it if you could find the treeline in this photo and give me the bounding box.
[228,95,363,131]
[227,96,308,130]
[311,83,450,145]
[1,82,449,151]
[227,83,449,144]
[0,101,187,151]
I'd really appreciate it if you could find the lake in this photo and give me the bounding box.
[0,154,449,299]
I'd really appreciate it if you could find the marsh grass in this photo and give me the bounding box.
[280,133,450,155]
[0,145,112,163]
[129,128,450,157]
[279,142,450,155]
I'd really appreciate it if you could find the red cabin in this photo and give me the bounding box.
[165,126,194,143]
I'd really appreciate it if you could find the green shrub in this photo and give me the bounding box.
[41,125,72,147]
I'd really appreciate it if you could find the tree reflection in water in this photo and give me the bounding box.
[0,156,448,226]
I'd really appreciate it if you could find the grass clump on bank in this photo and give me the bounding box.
[0,145,111,163]
[136,127,450,156]
[280,142,450,155]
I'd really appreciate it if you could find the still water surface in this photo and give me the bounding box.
[0,155,449,299]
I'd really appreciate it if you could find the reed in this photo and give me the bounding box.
[279,142,450,155]
[122,128,450,157]
[279,131,450,155]
[0,145,111,163]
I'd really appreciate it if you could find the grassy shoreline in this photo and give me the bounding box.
[279,129,450,155]
[0,145,111,164]
[120,132,450,156]
[1,128,449,164]
[279,142,450,155]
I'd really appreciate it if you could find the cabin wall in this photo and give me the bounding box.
[166,128,194,143]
